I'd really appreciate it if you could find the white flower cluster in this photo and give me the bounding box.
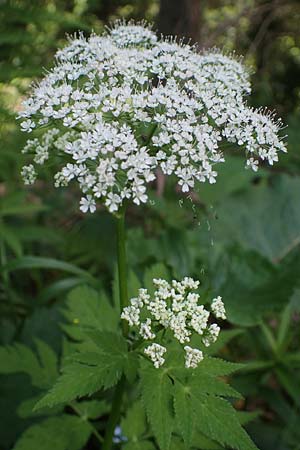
[121,277,226,369]
[19,21,286,213]
[144,343,166,368]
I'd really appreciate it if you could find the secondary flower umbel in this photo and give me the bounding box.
[121,277,226,368]
[19,20,287,213]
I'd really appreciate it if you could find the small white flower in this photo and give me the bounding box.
[202,323,220,347]
[184,345,203,368]
[139,318,156,340]
[144,343,166,368]
[122,276,224,368]
[211,296,226,320]
[19,21,286,212]
[21,164,36,185]
[246,157,259,172]
[21,119,35,133]
[79,195,96,213]
[105,192,121,213]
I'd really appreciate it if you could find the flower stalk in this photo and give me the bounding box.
[102,206,128,449]
[116,204,129,336]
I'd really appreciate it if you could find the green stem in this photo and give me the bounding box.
[116,205,129,336]
[102,206,129,450]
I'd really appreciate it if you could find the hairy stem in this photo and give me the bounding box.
[102,206,129,449]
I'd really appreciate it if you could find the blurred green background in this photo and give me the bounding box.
[1,1,300,449]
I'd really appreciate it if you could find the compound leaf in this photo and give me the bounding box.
[36,331,127,409]
[140,364,174,450]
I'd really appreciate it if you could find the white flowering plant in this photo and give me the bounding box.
[15,19,288,450]
[19,20,286,214]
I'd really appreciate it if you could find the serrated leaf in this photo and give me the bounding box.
[191,430,222,449]
[62,286,119,339]
[190,375,242,399]
[173,382,194,448]
[196,357,244,377]
[140,365,174,450]
[192,394,258,450]
[36,331,127,408]
[12,415,91,450]
[0,340,58,389]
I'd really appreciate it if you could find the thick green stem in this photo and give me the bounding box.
[102,207,128,450]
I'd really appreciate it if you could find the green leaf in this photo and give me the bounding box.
[37,277,86,303]
[213,247,285,326]
[237,411,261,426]
[123,442,156,450]
[195,357,244,377]
[0,340,58,389]
[192,394,258,450]
[212,175,300,263]
[3,256,95,283]
[190,375,242,399]
[275,368,300,406]
[173,382,195,448]
[191,430,222,449]
[36,331,127,408]
[0,223,23,256]
[121,401,147,441]
[196,155,264,204]
[140,364,174,450]
[72,400,109,420]
[12,415,91,450]
[62,285,119,339]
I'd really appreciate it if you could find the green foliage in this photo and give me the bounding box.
[0,339,58,389]
[191,395,257,450]
[62,285,119,339]
[212,175,300,263]
[121,401,148,445]
[36,331,128,408]
[12,415,91,450]
[1,1,300,449]
[139,356,254,450]
[140,364,174,450]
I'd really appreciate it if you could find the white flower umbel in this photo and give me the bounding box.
[184,346,204,368]
[211,296,226,320]
[21,164,37,185]
[19,21,286,213]
[202,323,221,347]
[144,343,166,368]
[121,277,226,368]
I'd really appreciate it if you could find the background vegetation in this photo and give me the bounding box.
[1,1,300,449]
